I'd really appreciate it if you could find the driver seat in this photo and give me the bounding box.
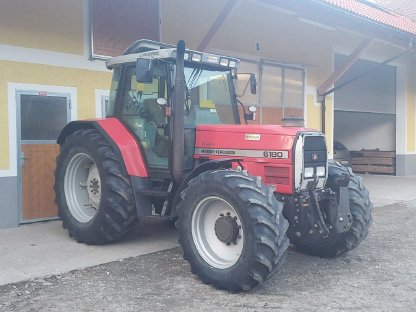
[142,99,168,158]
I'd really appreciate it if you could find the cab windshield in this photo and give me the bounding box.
[182,65,238,126]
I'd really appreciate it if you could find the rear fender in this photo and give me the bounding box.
[58,118,148,177]
[58,119,153,216]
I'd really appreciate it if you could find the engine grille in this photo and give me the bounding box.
[303,135,327,169]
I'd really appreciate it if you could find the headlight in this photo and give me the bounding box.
[316,166,326,177]
[191,53,202,62]
[304,167,314,178]
[229,60,237,68]
[206,55,219,64]
[220,58,229,66]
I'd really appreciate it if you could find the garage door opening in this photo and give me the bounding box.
[334,54,396,175]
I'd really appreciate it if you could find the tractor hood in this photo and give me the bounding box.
[194,124,326,195]
[195,124,318,154]
[196,124,316,136]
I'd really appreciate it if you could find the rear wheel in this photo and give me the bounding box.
[288,161,373,257]
[176,170,289,292]
[55,129,137,244]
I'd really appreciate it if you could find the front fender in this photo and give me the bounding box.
[170,158,241,217]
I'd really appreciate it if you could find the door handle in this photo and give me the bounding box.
[20,152,28,166]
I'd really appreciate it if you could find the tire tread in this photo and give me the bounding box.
[176,169,289,292]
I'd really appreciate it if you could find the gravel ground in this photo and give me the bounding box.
[0,201,415,312]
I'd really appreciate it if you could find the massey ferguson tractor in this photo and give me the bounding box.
[55,40,373,292]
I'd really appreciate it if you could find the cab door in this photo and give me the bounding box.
[120,66,170,171]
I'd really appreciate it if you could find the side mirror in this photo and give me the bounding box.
[249,74,257,95]
[136,59,153,83]
[156,98,168,106]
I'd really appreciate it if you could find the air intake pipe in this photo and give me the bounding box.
[171,40,186,183]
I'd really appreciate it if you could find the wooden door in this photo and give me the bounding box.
[21,144,60,220]
[18,92,69,222]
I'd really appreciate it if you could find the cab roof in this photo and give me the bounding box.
[106,39,239,70]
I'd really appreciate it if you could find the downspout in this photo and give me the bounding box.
[321,96,326,134]
[171,40,186,183]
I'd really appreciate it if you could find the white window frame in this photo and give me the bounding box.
[0,83,77,178]
[95,89,110,118]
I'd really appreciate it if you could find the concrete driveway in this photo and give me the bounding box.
[0,174,415,287]
[1,199,415,311]
[361,174,416,207]
[0,219,179,286]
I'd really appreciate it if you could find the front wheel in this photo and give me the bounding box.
[288,161,373,257]
[176,170,289,292]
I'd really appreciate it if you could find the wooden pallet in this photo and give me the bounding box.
[351,150,395,158]
[352,164,395,174]
[351,149,395,175]
[352,157,394,166]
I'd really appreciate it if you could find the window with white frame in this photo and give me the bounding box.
[237,61,305,125]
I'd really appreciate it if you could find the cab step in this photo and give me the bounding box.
[138,189,170,197]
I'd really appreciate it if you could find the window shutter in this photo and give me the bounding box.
[90,0,160,58]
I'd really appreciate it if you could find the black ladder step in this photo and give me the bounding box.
[139,189,170,197]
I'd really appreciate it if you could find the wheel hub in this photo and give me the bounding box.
[214,216,239,244]
[64,153,100,223]
[191,196,244,269]
[87,164,101,209]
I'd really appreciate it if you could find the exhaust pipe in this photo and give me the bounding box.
[171,40,186,183]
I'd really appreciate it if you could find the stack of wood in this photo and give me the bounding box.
[351,149,395,175]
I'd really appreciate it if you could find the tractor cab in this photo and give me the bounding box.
[105,40,256,178]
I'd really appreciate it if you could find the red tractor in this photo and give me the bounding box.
[55,40,373,291]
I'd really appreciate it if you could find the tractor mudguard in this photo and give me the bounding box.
[57,119,154,217]
[57,118,148,177]
[170,158,241,216]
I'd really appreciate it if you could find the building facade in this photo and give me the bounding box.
[0,0,415,228]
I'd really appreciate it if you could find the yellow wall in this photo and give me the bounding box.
[307,95,333,155]
[307,95,321,131]
[0,61,111,170]
[0,0,84,54]
[325,98,334,156]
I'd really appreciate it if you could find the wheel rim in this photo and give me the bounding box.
[64,153,101,223]
[191,196,244,269]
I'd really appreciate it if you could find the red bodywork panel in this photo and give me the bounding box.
[195,125,317,194]
[88,120,317,194]
[96,118,148,177]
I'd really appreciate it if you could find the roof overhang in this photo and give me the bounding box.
[255,0,415,51]
[313,0,416,37]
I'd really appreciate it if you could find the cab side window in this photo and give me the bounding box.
[121,66,169,169]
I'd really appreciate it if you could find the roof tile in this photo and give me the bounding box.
[319,0,416,35]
